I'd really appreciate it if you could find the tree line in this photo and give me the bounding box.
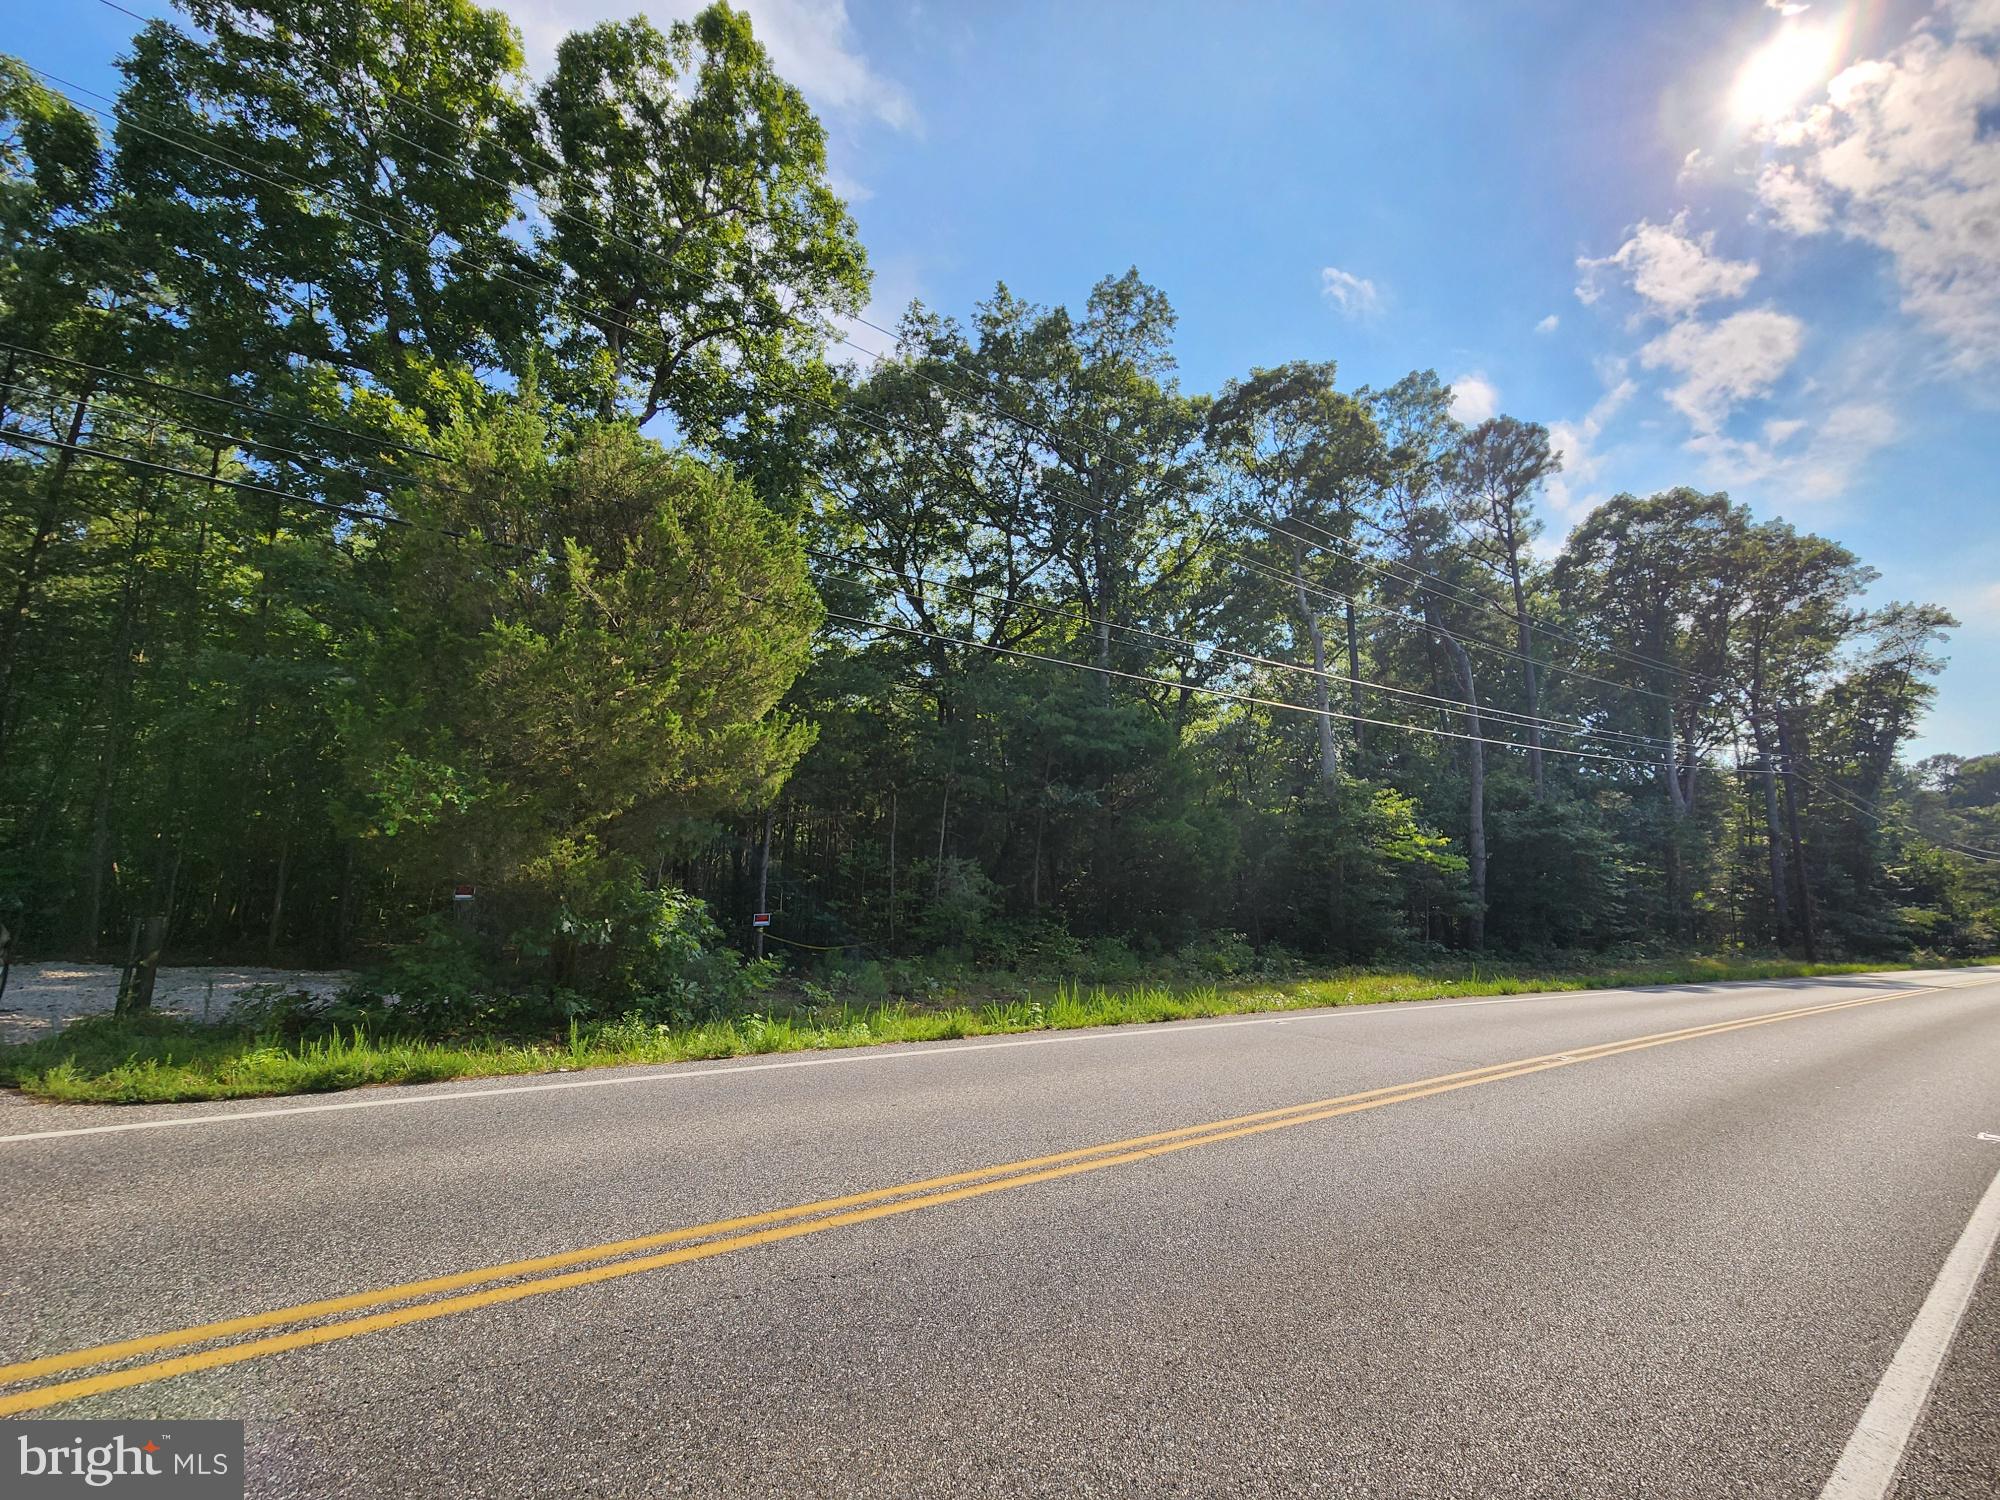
[0,0,1992,1013]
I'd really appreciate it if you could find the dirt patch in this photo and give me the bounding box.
[0,963,350,1047]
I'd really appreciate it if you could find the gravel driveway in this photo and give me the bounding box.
[0,963,350,1047]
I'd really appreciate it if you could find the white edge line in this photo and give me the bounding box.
[0,973,1978,1146]
[1818,1160,2000,1500]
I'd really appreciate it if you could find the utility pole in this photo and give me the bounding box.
[885,788,898,953]
[755,808,773,960]
[1776,710,1818,962]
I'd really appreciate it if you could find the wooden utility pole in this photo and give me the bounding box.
[886,789,898,953]
[1776,710,1818,962]
[755,808,773,960]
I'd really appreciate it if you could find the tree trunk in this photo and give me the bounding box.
[1661,699,1691,939]
[1344,601,1365,757]
[81,483,160,953]
[1089,471,1113,697]
[933,780,951,900]
[1750,716,1792,944]
[1433,615,1486,948]
[1507,568,1543,798]
[334,841,357,963]
[83,733,121,957]
[886,789,898,952]
[1776,709,1818,962]
[1291,541,1339,781]
[129,908,169,1013]
[266,838,291,962]
[1031,754,1051,908]
[0,385,95,762]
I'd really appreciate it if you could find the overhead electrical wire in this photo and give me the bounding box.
[807,544,1678,754]
[810,607,1671,768]
[2,373,413,494]
[1,356,1672,759]
[31,58,1695,722]
[21,31,1983,840]
[59,10,1856,756]
[44,29,1703,714]
[0,337,443,463]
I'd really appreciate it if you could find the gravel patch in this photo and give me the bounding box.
[0,963,350,1046]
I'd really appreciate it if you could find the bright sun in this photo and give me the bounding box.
[1730,22,1842,124]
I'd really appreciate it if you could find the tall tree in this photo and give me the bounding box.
[1208,360,1382,782]
[1369,372,1490,945]
[1732,520,1866,947]
[535,4,868,438]
[1555,489,1744,937]
[1454,416,1558,797]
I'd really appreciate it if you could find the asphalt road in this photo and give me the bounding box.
[2,968,1998,1498]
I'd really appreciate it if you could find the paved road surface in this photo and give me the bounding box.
[2,968,1997,1497]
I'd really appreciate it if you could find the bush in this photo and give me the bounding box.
[1181,931,1258,978]
[906,857,999,949]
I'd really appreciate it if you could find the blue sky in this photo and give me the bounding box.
[21,0,2000,753]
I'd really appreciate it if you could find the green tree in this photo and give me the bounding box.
[1555,489,1745,939]
[1454,416,1559,797]
[535,4,868,437]
[345,409,820,981]
[1208,360,1382,782]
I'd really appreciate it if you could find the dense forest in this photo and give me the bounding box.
[2,0,1995,1016]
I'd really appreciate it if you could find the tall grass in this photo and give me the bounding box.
[4,954,1992,1105]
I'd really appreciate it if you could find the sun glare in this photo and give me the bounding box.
[1729,22,1842,124]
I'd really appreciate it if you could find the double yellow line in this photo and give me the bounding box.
[0,983,1941,1415]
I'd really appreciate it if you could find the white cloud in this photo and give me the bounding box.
[1677,147,1714,185]
[829,252,926,364]
[1637,306,1805,432]
[1688,400,1899,499]
[1542,369,1637,525]
[504,0,918,131]
[1575,212,1760,319]
[1319,266,1382,318]
[1447,372,1499,424]
[1535,313,1560,334]
[1752,1,2000,369]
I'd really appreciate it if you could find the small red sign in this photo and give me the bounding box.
[752,912,771,927]
[452,884,475,902]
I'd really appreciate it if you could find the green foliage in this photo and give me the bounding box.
[9,951,1993,1105]
[0,0,1987,1058]
[344,410,818,908]
[535,4,867,435]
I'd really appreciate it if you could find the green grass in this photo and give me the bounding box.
[4,954,1994,1106]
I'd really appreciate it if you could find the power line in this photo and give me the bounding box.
[3,372,414,493]
[6,341,1681,761]
[4,360,1684,763]
[1789,762,2000,865]
[19,416,1974,815]
[54,12,1909,780]
[813,605,1674,769]
[12,424,1649,771]
[0,428,520,549]
[31,63,860,461]
[36,47,1689,726]
[0,337,443,463]
[1281,506,1726,691]
[69,11,1695,718]
[93,0,1080,468]
[809,544,1677,754]
[22,406,1966,823]
[38,28,1979,842]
